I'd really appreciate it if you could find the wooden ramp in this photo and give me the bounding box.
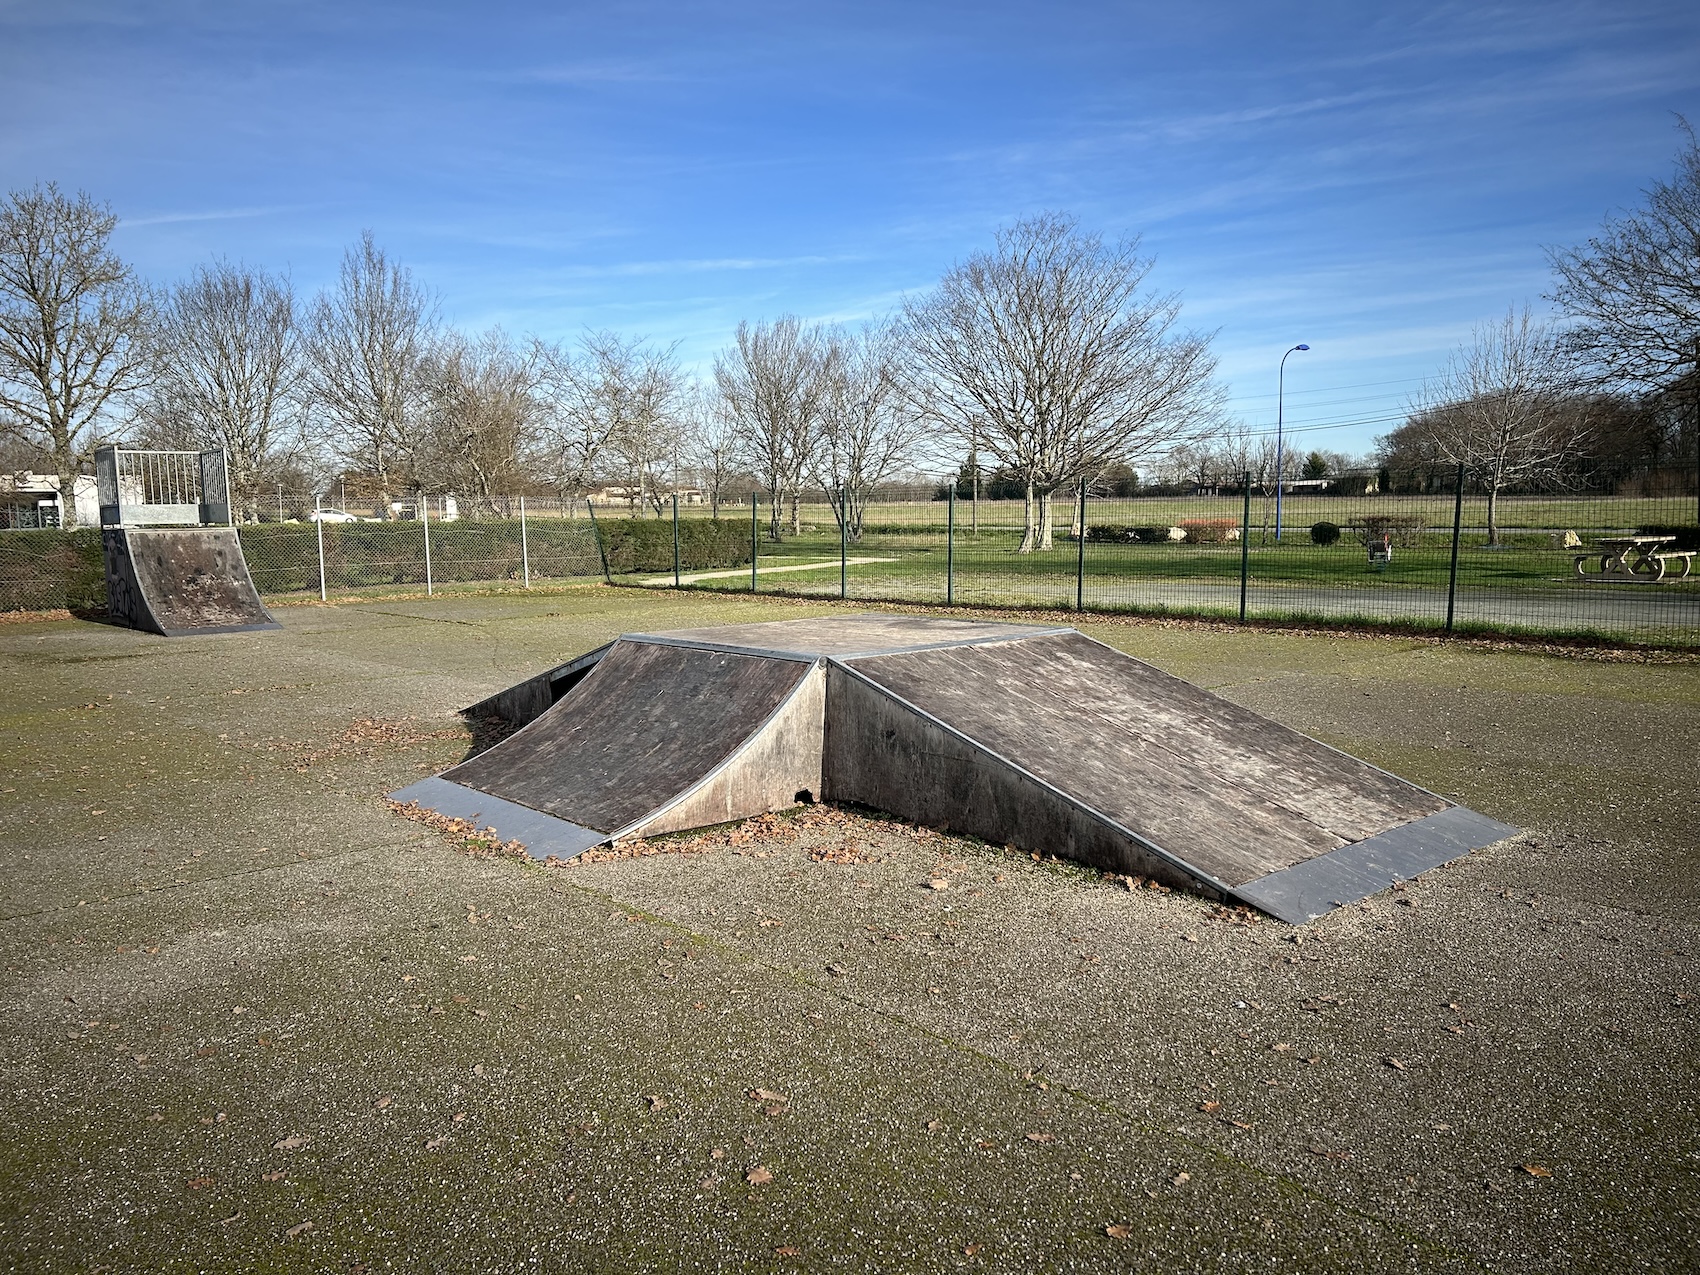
[393,615,1515,922]
[102,527,280,637]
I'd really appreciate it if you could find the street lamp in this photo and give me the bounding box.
[1274,343,1310,542]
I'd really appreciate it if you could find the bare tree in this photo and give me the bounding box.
[133,259,305,521]
[904,213,1222,551]
[1549,122,1700,396]
[715,316,830,541]
[0,184,152,526]
[414,329,541,512]
[680,383,743,518]
[1408,308,1588,544]
[304,232,437,515]
[806,323,927,541]
[592,332,687,516]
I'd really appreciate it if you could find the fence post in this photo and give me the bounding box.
[672,492,681,588]
[520,495,530,588]
[1075,479,1087,612]
[1239,471,1252,623]
[750,493,759,592]
[585,498,611,581]
[840,484,849,600]
[1445,463,1465,634]
[946,482,955,606]
[420,491,433,596]
[315,494,327,602]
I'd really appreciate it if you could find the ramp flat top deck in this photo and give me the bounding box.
[628,614,1072,660]
[444,640,809,834]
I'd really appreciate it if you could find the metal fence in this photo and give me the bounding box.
[3,472,1697,646]
[647,467,1700,647]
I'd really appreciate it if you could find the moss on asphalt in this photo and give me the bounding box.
[2,590,1696,1272]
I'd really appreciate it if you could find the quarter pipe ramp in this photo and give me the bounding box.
[103,527,280,637]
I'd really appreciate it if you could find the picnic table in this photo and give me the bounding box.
[1573,535,1695,583]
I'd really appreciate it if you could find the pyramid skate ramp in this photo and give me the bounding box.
[102,527,280,637]
[393,615,1515,921]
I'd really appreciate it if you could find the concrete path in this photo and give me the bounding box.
[641,556,897,586]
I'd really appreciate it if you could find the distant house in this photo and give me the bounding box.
[0,473,99,528]
[587,485,704,508]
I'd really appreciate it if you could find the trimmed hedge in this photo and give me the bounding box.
[595,517,752,574]
[0,528,105,612]
[1178,518,1240,544]
[1310,521,1342,546]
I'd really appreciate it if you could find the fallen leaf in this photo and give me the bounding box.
[925,1120,942,1132]
[1227,1119,1255,1131]
[697,1175,720,1189]
[423,1134,449,1150]
[745,1166,774,1185]
[283,1220,314,1241]
[928,878,950,890]
[1520,1164,1553,1178]
[1271,1042,1292,1052]
[1198,1101,1222,1114]
[1385,1056,1409,1071]
[964,1242,984,1256]
[185,1175,215,1190]
[646,1095,669,1112]
[710,1148,725,1160]
[1105,1224,1132,1239]
[375,1096,392,1110]
[750,1088,788,1103]
[825,964,847,977]
[1025,1132,1055,1144]
[1169,1171,1191,1186]
[262,1170,286,1182]
[272,1135,308,1151]
[774,1246,802,1256]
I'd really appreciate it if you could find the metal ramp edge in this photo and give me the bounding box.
[1229,807,1520,923]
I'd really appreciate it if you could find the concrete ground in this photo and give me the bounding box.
[1,588,1696,1274]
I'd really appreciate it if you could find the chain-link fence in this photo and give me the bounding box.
[5,474,1696,645]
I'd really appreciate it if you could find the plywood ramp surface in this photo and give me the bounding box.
[445,640,809,834]
[104,528,279,636]
[848,632,1445,887]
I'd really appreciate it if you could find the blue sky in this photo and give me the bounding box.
[3,0,1697,466]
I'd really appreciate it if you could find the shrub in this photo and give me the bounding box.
[1358,514,1425,549]
[1177,518,1240,544]
[1310,521,1341,546]
[1084,524,1137,543]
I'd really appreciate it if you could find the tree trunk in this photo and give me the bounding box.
[1037,491,1055,551]
[1017,482,1038,553]
[55,460,79,529]
[789,492,801,536]
[768,488,783,542]
[1486,478,1501,546]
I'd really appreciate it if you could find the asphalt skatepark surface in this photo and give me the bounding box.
[1,587,1696,1272]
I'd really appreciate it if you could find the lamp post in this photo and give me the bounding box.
[1274,343,1310,542]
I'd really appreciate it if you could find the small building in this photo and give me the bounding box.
[0,473,99,529]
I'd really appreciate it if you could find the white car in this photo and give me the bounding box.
[308,507,360,523]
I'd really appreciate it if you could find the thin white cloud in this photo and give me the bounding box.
[121,206,288,227]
